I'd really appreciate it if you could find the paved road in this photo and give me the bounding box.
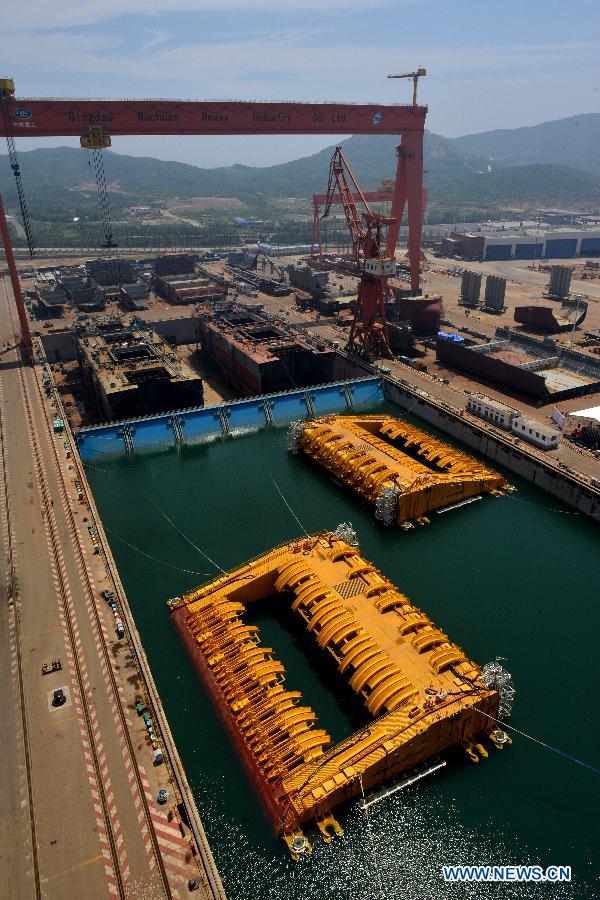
[435,257,600,302]
[0,276,210,898]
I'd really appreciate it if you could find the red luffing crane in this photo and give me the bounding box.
[321,147,396,358]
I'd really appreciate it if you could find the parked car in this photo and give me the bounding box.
[52,688,66,707]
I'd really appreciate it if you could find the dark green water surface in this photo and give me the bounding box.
[85,411,599,899]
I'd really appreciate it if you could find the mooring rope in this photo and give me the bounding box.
[105,526,213,577]
[154,503,225,573]
[359,773,386,898]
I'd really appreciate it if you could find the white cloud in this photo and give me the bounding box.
[137,29,170,55]
[5,0,394,30]
[5,26,597,89]
[2,12,598,161]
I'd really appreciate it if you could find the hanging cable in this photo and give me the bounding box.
[90,147,121,290]
[153,503,225,573]
[358,773,386,899]
[104,526,213,577]
[82,131,123,292]
[477,709,600,776]
[0,91,36,261]
[264,464,309,537]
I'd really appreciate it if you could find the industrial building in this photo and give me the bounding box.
[257,243,312,256]
[511,416,561,450]
[466,393,560,450]
[154,253,196,276]
[154,273,227,305]
[196,302,335,396]
[443,229,600,261]
[86,257,137,287]
[75,315,203,421]
[437,328,600,402]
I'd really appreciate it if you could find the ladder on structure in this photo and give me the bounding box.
[260,398,274,427]
[121,424,134,455]
[170,415,184,446]
[216,407,230,436]
[342,383,354,410]
[304,391,316,419]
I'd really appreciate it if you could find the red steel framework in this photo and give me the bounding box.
[321,147,395,357]
[310,189,394,262]
[0,91,426,358]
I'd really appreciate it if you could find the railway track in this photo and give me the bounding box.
[1,283,172,898]
[27,349,175,898]
[0,344,41,899]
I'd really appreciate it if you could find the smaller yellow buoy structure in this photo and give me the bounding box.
[289,415,508,525]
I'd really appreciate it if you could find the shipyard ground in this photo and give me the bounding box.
[0,276,224,898]
[3,250,598,896]
[16,251,600,484]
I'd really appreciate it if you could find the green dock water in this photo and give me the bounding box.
[85,411,599,899]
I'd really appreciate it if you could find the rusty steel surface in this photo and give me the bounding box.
[2,98,427,138]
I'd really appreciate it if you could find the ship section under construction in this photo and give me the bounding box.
[196,303,335,396]
[169,530,512,852]
[290,415,508,525]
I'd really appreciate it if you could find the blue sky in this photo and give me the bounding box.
[4,0,600,167]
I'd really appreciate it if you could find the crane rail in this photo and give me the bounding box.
[0,318,42,899]
[2,283,173,898]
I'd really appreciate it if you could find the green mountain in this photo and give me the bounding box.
[451,113,600,177]
[2,116,600,229]
[0,133,479,215]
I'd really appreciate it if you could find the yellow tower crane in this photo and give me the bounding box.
[387,68,427,106]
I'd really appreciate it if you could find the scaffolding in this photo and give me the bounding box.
[480,660,516,718]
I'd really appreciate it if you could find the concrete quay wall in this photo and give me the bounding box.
[383,378,600,522]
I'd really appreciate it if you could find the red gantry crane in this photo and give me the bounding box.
[0,77,427,361]
[321,147,396,358]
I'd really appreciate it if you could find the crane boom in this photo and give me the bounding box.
[320,146,394,358]
[321,147,372,268]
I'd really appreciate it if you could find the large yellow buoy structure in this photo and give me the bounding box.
[169,529,512,852]
[289,415,508,525]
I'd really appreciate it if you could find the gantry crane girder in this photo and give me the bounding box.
[0,98,426,138]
